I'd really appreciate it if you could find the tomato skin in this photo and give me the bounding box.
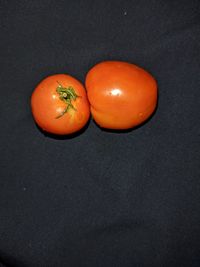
[85,61,158,130]
[31,74,90,135]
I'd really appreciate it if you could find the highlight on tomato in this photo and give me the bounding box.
[85,61,158,130]
[31,74,90,135]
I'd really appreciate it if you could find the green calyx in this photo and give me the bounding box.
[56,82,79,119]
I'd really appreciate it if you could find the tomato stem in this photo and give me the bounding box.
[56,82,79,118]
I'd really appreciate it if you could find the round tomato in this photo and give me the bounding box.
[85,61,158,130]
[31,74,90,135]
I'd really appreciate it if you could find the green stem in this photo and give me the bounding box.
[56,82,79,119]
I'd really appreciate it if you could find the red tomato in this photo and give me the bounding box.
[85,61,158,130]
[31,74,90,135]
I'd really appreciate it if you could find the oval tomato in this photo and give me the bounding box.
[31,74,90,135]
[85,61,158,130]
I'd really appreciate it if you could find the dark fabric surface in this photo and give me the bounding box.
[0,0,200,266]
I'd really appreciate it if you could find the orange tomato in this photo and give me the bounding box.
[85,61,158,130]
[31,74,90,135]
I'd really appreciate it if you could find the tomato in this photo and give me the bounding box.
[85,61,158,130]
[31,74,90,135]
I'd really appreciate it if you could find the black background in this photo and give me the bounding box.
[0,0,200,266]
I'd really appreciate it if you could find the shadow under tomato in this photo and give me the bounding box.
[92,104,159,134]
[0,250,25,267]
[34,117,91,140]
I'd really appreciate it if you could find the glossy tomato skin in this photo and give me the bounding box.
[85,61,158,130]
[31,74,90,135]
